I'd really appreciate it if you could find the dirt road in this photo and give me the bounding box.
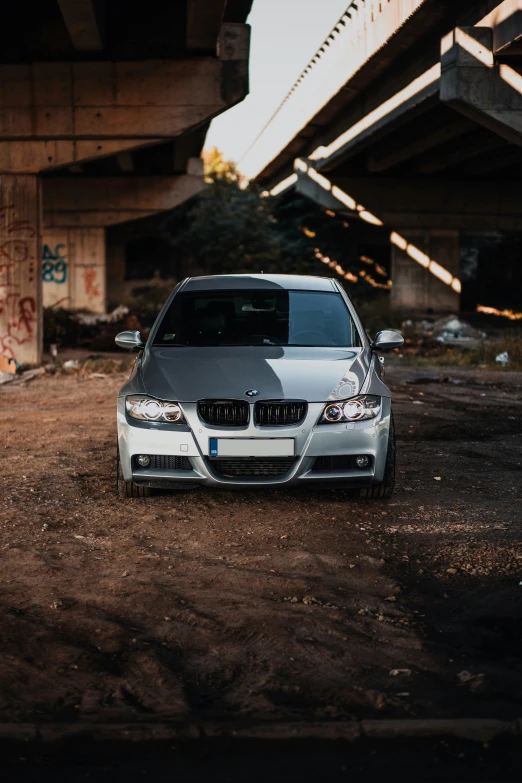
[1,362,521,725]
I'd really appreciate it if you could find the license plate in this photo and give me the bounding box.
[209,438,295,458]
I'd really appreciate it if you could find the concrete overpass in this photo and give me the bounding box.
[245,0,522,312]
[0,0,252,364]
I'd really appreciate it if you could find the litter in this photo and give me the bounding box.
[495,351,510,365]
[431,315,486,348]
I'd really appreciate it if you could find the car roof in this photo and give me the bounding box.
[181,274,338,293]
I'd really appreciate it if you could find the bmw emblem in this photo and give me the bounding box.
[245,389,260,397]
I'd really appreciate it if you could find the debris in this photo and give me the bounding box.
[389,669,411,677]
[385,595,397,602]
[63,359,80,371]
[495,351,510,365]
[457,671,486,691]
[1,367,45,386]
[0,356,18,374]
[434,477,441,481]
[75,305,129,326]
[431,315,486,348]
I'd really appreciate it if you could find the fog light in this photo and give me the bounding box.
[137,454,151,467]
[355,455,369,469]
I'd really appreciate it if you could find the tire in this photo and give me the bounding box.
[116,445,151,499]
[359,413,396,500]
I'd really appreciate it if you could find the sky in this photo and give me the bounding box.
[205,0,350,167]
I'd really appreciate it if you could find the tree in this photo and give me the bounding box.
[165,148,391,296]
[167,148,282,276]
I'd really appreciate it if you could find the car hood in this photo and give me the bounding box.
[138,346,370,402]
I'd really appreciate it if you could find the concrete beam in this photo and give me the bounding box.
[57,0,103,51]
[186,0,225,50]
[416,134,505,173]
[0,55,249,141]
[42,175,205,227]
[441,26,522,147]
[0,139,162,175]
[315,66,440,172]
[480,0,522,54]
[295,170,355,215]
[333,176,522,230]
[367,117,473,172]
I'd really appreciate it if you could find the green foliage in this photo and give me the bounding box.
[166,148,390,295]
[203,146,241,184]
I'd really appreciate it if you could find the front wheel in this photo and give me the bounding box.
[359,414,396,500]
[116,445,151,499]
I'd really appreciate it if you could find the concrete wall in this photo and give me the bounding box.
[391,230,460,312]
[42,227,105,313]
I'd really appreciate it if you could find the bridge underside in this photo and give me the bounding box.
[256,0,522,313]
[0,0,252,365]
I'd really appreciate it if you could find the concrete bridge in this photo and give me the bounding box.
[244,0,522,312]
[0,0,252,365]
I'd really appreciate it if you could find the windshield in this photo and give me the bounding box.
[153,290,360,347]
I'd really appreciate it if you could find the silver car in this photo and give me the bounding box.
[115,274,403,499]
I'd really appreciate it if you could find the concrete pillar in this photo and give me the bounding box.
[0,175,42,365]
[42,227,105,313]
[391,229,460,312]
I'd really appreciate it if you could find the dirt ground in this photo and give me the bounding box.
[1,360,522,726]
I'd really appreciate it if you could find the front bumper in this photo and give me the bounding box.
[117,398,391,488]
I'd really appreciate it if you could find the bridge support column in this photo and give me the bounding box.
[0,175,42,365]
[42,227,105,313]
[391,229,460,312]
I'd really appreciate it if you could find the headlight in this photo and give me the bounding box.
[126,395,185,423]
[322,395,381,423]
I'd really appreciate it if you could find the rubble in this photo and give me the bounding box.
[75,305,129,326]
[430,315,486,348]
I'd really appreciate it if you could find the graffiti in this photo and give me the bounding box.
[83,267,101,302]
[0,239,32,263]
[42,243,68,284]
[7,220,36,237]
[0,294,37,359]
[0,198,38,360]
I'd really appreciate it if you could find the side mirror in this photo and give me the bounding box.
[115,330,144,351]
[371,329,404,352]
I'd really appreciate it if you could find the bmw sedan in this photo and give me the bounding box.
[115,274,403,499]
